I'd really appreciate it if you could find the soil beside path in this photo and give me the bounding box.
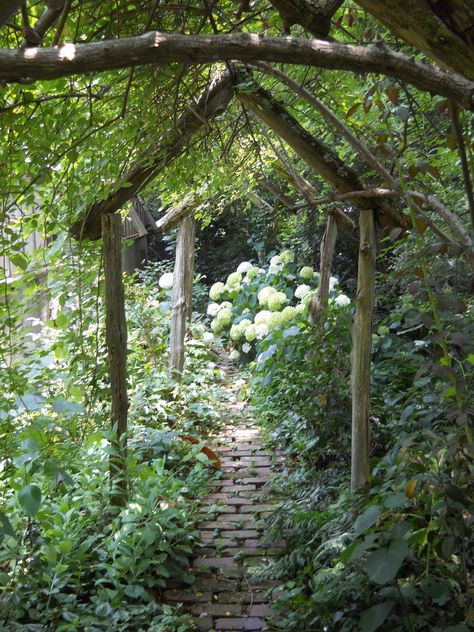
[164,365,286,631]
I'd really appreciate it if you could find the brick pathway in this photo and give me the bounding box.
[164,374,285,631]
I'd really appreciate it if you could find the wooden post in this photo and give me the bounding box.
[169,215,196,379]
[102,213,128,506]
[351,210,376,492]
[309,213,337,324]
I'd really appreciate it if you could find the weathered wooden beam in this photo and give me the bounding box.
[3,32,474,110]
[274,156,356,230]
[102,213,128,506]
[258,177,294,208]
[309,213,338,323]
[0,0,23,27]
[127,207,148,238]
[270,0,343,37]
[71,70,233,240]
[351,209,376,493]
[169,215,195,380]
[247,191,276,214]
[238,83,403,230]
[156,198,198,233]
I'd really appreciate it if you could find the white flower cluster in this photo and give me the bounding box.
[205,251,351,363]
[158,272,174,290]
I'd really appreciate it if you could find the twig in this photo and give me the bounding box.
[449,100,474,233]
[52,0,72,46]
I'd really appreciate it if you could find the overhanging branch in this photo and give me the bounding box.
[71,69,234,240]
[2,31,474,108]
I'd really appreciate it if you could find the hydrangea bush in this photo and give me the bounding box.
[206,251,351,364]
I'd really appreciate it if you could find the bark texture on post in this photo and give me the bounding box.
[102,213,128,506]
[309,213,337,323]
[351,209,376,493]
[169,215,196,380]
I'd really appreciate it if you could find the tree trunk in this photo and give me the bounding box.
[356,0,474,81]
[0,0,23,27]
[351,209,376,493]
[169,215,195,380]
[309,213,337,323]
[102,213,128,506]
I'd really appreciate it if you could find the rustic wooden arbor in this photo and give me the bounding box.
[83,62,473,497]
[156,199,199,380]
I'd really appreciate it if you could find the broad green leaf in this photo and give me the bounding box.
[0,512,15,537]
[124,584,146,598]
[360,601,394,632]
[18,484,42,517]
[354,505,381,537]
[283,326,300,338]
[365,545,406,584]
[51,398,84,416]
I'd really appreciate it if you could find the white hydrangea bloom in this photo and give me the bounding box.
[246,266,260,281]
[267,311,285,330]
[209,282,226,301]
[255,310,271,325]
[158,272,174,289]
[255,323,269,339]
[237,261,252,274]
[220,301,232,311]
[295,284,311,299]
[230,324,244,341]
[229,349,240,361]
[270,255,281,266]
[329,276,339,291]
[207,302,220,317]
[226,271,242,288]
[299,266,314,281]
[210,318,223,334]
[202,332,214,343]
[258,286,276,306]
[295,303,305,314]
[217,308,232,327]
[268,291,289,311]
[280,250,294,264]
[242,342,252,354]
[245,324,257,342]
[335,294,351,306]
[281,305,296,322]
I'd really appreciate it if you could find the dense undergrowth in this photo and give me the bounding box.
[0,261,225,631]
[209,248,473,632]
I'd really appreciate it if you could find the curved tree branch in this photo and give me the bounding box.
[1,32,474,109]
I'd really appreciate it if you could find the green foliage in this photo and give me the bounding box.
[0,255,225,629]
[241,248,473,631]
